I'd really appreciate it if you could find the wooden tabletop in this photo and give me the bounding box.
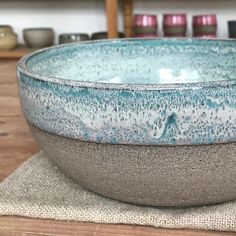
[0,60,235,236]
[0,46,32,60]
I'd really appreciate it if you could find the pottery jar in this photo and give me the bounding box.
[163,14,187,37]
[193,15,217,38]
[133,14,157,36]
[91,31,124,40]
[135,34,157,38]
[0,25,17,50]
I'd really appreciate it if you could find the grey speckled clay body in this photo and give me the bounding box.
[17,39,236,206]
[31,125,236,207]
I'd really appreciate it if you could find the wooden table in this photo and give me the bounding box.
[0,60,235,236]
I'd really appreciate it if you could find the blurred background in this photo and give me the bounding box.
[0,0,236,39]
[0,0,236,58]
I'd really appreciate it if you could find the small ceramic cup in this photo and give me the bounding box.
[163,14,187,37]
[23,28,54,48]
[228,21,236,38]
[59,33,89,44]
[91,31,124,40]
[133,14,158,36]
[192,14,217,38]
[0,25,17,50]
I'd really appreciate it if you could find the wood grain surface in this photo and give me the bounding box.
[123,0,133,37]
[0,46,32,60]
[106,0,118,38]
[0,60,235,236]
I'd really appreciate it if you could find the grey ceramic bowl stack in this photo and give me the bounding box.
[17,39,236,207]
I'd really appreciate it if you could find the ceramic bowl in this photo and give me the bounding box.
[91,31,124,40]
[17,39,236,207]
[23,28,54,48]
[59,33,89,44]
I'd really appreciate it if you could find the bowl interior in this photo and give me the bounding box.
[25,39,236,84]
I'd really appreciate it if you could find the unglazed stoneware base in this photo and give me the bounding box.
[30,124,236,207]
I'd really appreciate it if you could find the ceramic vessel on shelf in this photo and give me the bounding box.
[0,25,17,50]
[91,31,124,40]
[17,39,236,207]
[133,14,157,36]
[59,33,89,44]
[163,14,187,37]
[23,28,54,48]
[0,25,13,34]
[192,15,217,38]
[135,34,157,38]
[228,21,236,38]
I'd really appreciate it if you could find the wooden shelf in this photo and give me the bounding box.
[106,0,118,38]
[0,0,119,60]
[0,45,33,59]
[123,0,133,37]
[106,0,132,38]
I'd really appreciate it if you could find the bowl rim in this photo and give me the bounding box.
[17,37,236,91]
[23,27,54,32]
[59,33,89,37]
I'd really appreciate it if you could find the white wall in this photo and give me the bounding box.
[0,0,235,44]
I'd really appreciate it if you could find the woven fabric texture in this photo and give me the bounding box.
[0,152,235,232]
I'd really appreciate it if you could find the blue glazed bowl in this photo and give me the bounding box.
[17,39,236,206]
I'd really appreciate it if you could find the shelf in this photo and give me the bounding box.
[106,0,118,38]
[0,45,33,59]
[0,0,119,60]
[106,0,132,38]
[0,0,126,59]
[123,0,133,37]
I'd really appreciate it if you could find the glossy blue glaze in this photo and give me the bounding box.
[17,39,236,145]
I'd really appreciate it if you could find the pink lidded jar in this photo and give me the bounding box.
[163,14,187,37]
[192,14,217,38]
[133,14,158,36]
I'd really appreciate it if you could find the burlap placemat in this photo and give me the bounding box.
[0,152,235,232]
